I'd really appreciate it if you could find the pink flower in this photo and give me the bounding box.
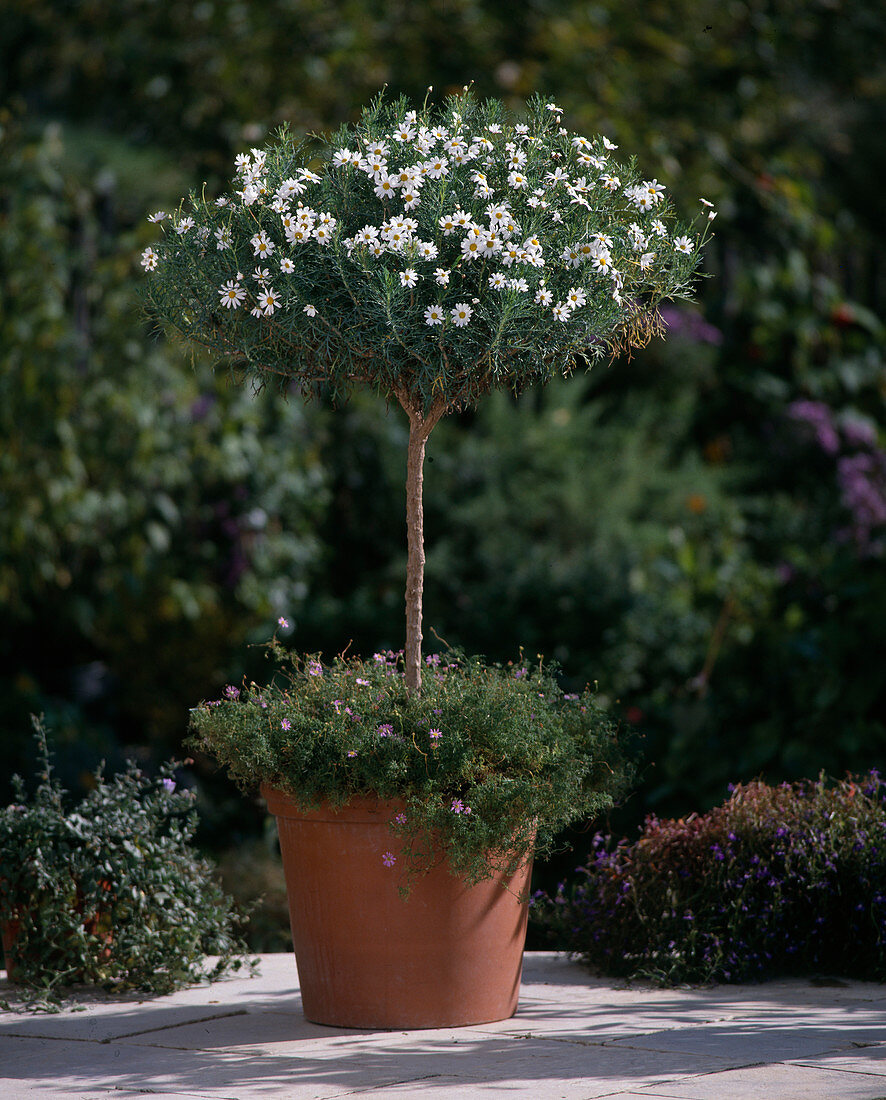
[281,719,291,730]
[382,851,396,867]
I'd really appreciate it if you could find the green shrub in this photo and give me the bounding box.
[533,772,886,985]
[188,637,634,891]
[0,718,254,1007]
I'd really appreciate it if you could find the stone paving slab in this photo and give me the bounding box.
[1,953,885,1100]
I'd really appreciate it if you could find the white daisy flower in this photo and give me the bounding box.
[140,246,159,270]
[566,287,587,309]
[434,268,450,286]
[333,149,354,167]
[218,281,246,309]
[215,196,229,207]
[417,241,439,260]
[674,236,694,254]
[639,252,655,270]
[374,174,398,200]
[252,266,270,282]
[424,156,449,179]
[651,219,668,237]
[280,257,295,273]
[592,250,613,273]
[147,211,168,223]
[356,225,380,245]
[552,302,572,322]
[602,136,618,150]
[438,213,458,235]
[561,245,582,268]
[460,236,483,260]
[257,288,281,315]
[313,224,333,245]
[394,123,416,143]
[600,174,621,192]
[423,304,444,326]
[507,171,529,190]
[508,278,529,292]
[399,268,419,288]
[489,272,508,290]
[303,303,317,317]
[298,169,322,184]
[174,216,195,234]
[450,303,473,327]
[250,231,275,258]
[535,287,553,306]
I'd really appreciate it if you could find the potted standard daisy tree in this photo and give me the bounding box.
[142,91,711,1029]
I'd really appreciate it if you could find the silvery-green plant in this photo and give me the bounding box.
[143,90,712,691]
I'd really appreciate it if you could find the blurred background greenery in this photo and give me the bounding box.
[2,0,884,948]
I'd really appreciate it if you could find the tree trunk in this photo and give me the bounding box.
[400,395,447,695]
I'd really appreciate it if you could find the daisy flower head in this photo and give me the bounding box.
[508,171,529,190]
[280,257,295,273]
[651,219,668,237]
[425,155,449,179]
[489,271,508,290]
[214,226,232,250]
[218,280,245,309]
[602,136,618,150]
[417,241,439,260]
[424,304,445,326]
[450,303,472,327]
[434,267,451,286]
[257,287,281,315]
[639,252,655,270]
[140,246,159,271]
[374,174,398,200]
[552,302,572,322]
[460,235,483,261]
[303,303,317,317]
[252,266,270,283]
[399,268,419,288]
[250,231,275,258]
[174,216,195,234]
[332,148,355,167]
[535,286,553,306]
[147,210,168,223]
[674,235,695,254]
[566,286,587,309]
[382,851,396,867]
[313,223,334,245]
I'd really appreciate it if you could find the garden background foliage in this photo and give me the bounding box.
[1,0,884,910]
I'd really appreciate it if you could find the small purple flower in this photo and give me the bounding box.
[425,654,441,667]
[347,749,357,758]
[429,728,442,745]
[394,812,407,825]
[382,851,396,867]
[377,724,393,737]
[161,778,176,794]
[514,667,528,679]
[281,718,291,731]
[307,660,323,677]
[277,616,290,629]
[356,677,369,686]
[331,700,342,714]
[451,798,465,814]
[224,685,240,700]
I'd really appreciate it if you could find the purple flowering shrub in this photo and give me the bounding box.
[533,772,886,984]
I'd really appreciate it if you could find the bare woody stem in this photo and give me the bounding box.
[398,392,449,695]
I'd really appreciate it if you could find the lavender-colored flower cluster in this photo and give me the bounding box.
[787,400,886,555]
[532,772,886,985]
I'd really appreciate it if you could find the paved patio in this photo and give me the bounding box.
[2,952,886,1099]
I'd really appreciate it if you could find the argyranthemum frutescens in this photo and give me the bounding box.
[141,91,713,410]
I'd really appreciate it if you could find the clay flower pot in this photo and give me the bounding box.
[262,784,533,1029]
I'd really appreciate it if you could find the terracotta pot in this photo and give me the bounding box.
[262,784,533,1029]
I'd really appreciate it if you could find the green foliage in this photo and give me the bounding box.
[142,91,705,412]
[188,638,633,888]
[533,772,886,985]
[0,718,254,1007]
[0,119,329,777]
